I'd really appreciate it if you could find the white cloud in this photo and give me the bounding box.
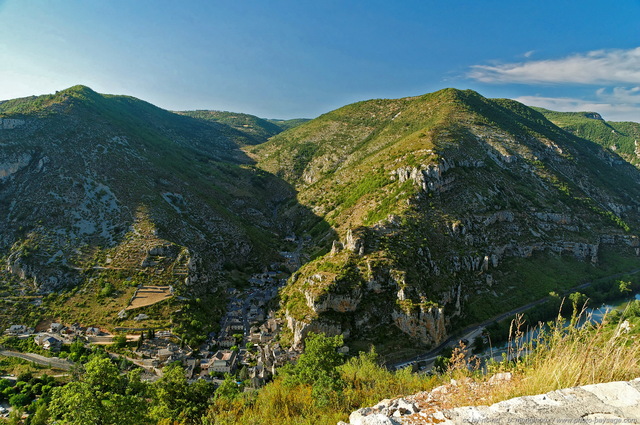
[515,89,640,122]
[470,47,640,85]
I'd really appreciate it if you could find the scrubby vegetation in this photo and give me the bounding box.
[2,298,640,425]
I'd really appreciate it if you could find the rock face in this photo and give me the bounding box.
[391,306,446,346]
[342,378,640,425]
[263,88,640,350]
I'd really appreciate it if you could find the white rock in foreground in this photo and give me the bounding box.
[341,378,640,424]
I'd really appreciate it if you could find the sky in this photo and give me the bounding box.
[1,0,640,121]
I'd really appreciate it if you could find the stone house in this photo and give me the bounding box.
[209,350,238,373]
[218,337,236,348]
[34,334,62,351]
[227,321,244,332]
[5,325,27,335]
[86,327,101,336]
[48,323,65,333]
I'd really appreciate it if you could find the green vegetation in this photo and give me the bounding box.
[3,85,640,424]
[177,110,285,145]
[0,371,58,423]
[203,333,436,425]
[534,107,640,164]
[265,118,311,131]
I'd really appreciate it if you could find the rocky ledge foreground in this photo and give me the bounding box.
[341,376,640,424]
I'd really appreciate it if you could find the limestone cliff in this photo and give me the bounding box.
[256,89,640,349]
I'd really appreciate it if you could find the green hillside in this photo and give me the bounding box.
[251,89,640,353]
[534,107,640,166]
[177,109,284,144]
[0,86,321,336]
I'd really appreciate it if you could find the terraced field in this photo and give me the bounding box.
[127,286,173,310]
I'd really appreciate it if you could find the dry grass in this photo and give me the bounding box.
[126,285,173,310]
[498,308,640,400]
[439,305,640,408]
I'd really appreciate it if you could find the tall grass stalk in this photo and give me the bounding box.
[488,304,640,402]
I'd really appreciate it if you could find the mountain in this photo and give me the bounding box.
[534,107,640,167]
[250,89,640,353]
[176,110,310,144]
[265,118,312,131]
[2,86,640,355]
[0,85,317,334]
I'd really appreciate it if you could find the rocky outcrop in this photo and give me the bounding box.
[286,314,345,349]
[341,378,640,425]
[392,305,446,346]
[0,118,25,129]
[305,288,362,314]
[393,158,473,193]
[346,229,366,255]
[0,152,33,180]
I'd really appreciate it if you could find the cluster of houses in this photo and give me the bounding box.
[1,236,310,386]
[131,268,296,383]
[4,322,104,353]
[185,269,299,385]
[134,335,198,377]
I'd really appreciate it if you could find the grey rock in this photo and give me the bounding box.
[351,413,400,425]
[439,379,640,424]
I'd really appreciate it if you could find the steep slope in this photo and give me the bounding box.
[251,89,640,351]
[0,86,308,329]
[176,110,285,144]
[534,107,640,167]
[177,110,310,145]
[265,118,312,131]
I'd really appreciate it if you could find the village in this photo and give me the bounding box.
[0,238,305,388]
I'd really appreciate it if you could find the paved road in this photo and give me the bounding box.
[0,350,74,371]
[391,267,640,369]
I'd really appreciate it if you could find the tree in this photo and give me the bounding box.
[99,282,114,297]
[30,402,50,425]
[619,280,632,294]
[569,292,587,315]
[288,332,344,386]
[48,356,151,425]
[112,333,127,348]
[69,339,85,362]
[150,363,214,424]
[434,355,450,374]
[282,332,345,407]
[8,392,30,407]
[472,335,486,354]
[238,366,249,381]
[214,373,241,401]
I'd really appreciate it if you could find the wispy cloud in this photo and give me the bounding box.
[515,87,640,122]
[469,47,640,85]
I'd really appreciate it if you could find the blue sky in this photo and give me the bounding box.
[2,0,640,120]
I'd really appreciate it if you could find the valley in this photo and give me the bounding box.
[0,85,640,394]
